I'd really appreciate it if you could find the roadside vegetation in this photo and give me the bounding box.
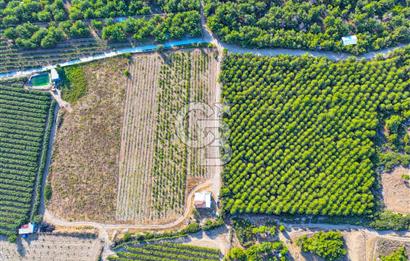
[48,57,128,222]
[0,0,202,48]
[226,218,288,261]
[205,0,410,54]
[380,246,408,261]
[0,79,54,241]
[297,231,347,261]
[60,65,88,103]
[0,0,202,74]
[109,242,221,261]
[225,242,288,261]
[220,47,410,217]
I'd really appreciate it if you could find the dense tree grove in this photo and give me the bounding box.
[205,0,410,54]
[220,47,410,216]
[102,11,201,42]
[297,231,347,261]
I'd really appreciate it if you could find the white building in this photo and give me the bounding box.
[342,35,358,46]
[50,68,60,82]
[194,192,212,209]
[18,223,35,235]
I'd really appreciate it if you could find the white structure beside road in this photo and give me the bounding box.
[342,35,358,46]
[194,192,212,209]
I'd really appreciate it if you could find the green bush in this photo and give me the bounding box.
[381,247,408,261]
[370,211,410,231]
[297,231,346,261]
[61,66,88,103]
[45,183,52,202]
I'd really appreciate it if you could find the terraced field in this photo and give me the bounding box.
[116,49,218,224]
[0,37,109,74]
[0,79,54,238]
[108,242,221,261]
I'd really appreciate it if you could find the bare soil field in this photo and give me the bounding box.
[0,233,102,261]
[49,57,129,222]
[116,49,218,224]
[381,167,410,214]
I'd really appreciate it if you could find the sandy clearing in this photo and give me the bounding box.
[382,167,410,214]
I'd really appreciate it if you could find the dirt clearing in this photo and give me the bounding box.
[0,233,102,260]
[382,167,410,214]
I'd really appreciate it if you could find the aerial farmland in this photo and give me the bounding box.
[0,0,410,260]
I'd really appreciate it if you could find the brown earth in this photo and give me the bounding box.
[48,57,129,222]
[381,167,410,214]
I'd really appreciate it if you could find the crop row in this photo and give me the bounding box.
[109,242,220,261]
[220,47,410,217]
[0,79,53,238]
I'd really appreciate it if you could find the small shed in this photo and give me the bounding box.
[342,35,358,46]
[18,223,35,235]
[194,192,212,209]
[50,68,59,82]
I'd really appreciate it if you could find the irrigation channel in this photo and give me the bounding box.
[0,35,408,81]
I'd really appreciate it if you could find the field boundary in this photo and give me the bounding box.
[30,99,57,220]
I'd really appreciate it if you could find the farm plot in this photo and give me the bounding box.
[116,49,218,224]
[0,233,102,261]
[0,79,53,239]
[108,242,221,261]
[220,47,410,216]
[48,57,129,222]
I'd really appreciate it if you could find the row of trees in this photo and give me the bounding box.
[3,20,89,49]
[220,47,410,216]
[225,242,288,261]
[205,0,410,54]
[102,11,201,42]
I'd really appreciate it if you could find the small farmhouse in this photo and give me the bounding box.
[194,192,212,209]
[341,35,358,46]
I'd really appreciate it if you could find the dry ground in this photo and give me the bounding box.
[49,57,129,222]
[0,233,102,261]
[381,167,410,214]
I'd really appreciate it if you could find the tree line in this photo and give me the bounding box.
[204,0,410,54]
